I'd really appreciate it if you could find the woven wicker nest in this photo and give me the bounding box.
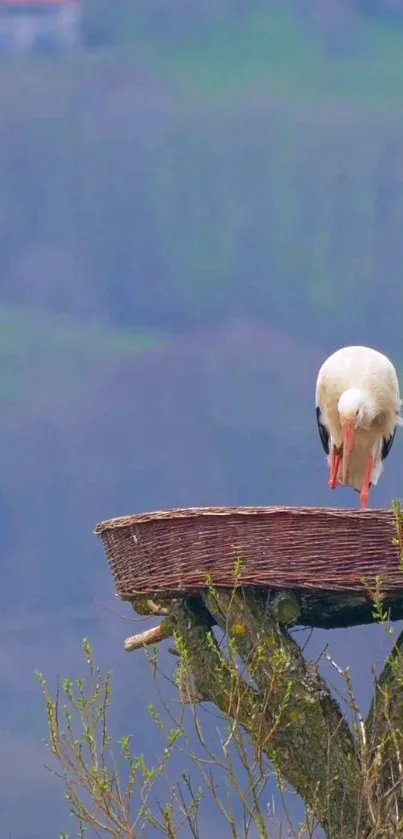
[94,505,403,601]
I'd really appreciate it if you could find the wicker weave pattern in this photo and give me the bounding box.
[94,506,403,600]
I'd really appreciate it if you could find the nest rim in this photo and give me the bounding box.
[94,504,395,535]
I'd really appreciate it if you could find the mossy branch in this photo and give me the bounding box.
[171,592,367,839]
[204,588,366,839]
[170,599,262,719]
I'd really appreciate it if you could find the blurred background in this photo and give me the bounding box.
[2,0,403,835]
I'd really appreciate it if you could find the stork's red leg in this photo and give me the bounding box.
[360,453,374,509]
[328,446,341,490]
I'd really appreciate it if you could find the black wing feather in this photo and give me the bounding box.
[382,427,396,461]
[316,406,330,455]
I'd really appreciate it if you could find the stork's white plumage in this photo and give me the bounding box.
[315,346,402,508]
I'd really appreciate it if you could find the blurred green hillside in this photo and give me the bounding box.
[78,1,403,103]
[137,7,403,104]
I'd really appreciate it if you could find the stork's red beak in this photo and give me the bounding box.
[342,421,355,482]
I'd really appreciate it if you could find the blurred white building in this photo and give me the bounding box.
[0,0,81,54]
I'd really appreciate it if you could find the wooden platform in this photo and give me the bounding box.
[94,506,403,630]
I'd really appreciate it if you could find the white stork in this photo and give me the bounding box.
[315,345,402,508]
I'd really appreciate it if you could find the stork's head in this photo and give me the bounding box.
[338,388,376,428]
[338,388,376,470]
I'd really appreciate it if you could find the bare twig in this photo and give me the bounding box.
[124,618,173,652]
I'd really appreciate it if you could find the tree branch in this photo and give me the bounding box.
[203,588,366,838]
[124,618,173,652]
[174,588,367,839]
